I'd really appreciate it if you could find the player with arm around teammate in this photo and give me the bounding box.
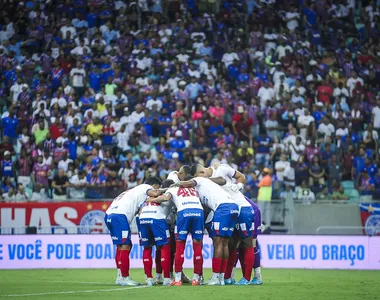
[138,178,174,286]
[149,179,204,286]
[172,176,239,286]
[104,177,163,286]
[191,163,255,285]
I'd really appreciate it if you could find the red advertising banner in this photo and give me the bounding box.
[0,202,111,234]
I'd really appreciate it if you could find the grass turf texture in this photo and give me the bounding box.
[0,269,379,300]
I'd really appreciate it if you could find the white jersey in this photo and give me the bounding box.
[106,184,152,223]
[167,171,180,183]
[192,177,234,211]
[211,164,250,209]
[139,201,173,220]
[166,186,203,212]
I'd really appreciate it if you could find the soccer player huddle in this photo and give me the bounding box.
[105,163,263,286]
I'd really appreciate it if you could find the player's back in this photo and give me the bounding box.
[140,199,174,220]
[211,164,250,209]
[167,171,180,183]
[167,186,203,212]
[193,177,234,211]
[106,184,152,222]
[211,164,235,183]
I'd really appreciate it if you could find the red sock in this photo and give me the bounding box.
[193,242,203,275]
[239,248,245,277]
[143,248,153,278]
[212,257,222,273]
[170,236,176,273]
[243,247,255,281]
[161,244,171,278]
[221,258,228,274]
[224,250,237,279]
[115,248,121,269]
[119,249,130,277]
[174,240,185,273]
[155,249,162,274]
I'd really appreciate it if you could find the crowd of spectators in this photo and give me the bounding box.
[0,0,379,203]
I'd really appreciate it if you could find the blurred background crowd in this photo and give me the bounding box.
[0,0,379,203]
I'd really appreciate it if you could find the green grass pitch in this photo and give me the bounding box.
[0,269,379,300]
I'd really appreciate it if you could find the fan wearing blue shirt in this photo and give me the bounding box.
[353,147,367,179]
[185,77,203,100]
[312,103,326,127]
[66,134,78,160]
[169,130,186,161]
[364,158,378,180]
[237,65,249,83]
[88,68,103,92]
[228,60,240,81]
[86,6,98,29]
[2,110,18,140]
[255,134,271,166]
[158,109,172,136]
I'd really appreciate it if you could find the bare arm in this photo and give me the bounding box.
[171,180,196,188]
[148,192,172,204]
[209,177,227,186]
[147,189,165,197]
[233,170,246,184]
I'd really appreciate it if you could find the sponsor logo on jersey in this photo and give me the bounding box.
[111,236,118,240]
[194,230,203,234]
[222,227,229,231]
[230,210,239,214]
[179,231,187,234]
[154,237,163,241]
[142,238,149,242]
[183,212,201,217]
[182,201,201,206]
[139,219,153,224]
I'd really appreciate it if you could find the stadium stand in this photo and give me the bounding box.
[0,0,379,205]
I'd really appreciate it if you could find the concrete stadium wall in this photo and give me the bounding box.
[294,204,362,235]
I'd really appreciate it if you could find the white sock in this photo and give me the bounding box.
[254,267,262,280]
[193,274,200,281]
[175,272,182,281]
[117,269,121,278]
[231,268,235,280]
[220,273,225,281]
[170,272,174,279]
[212,272,219,280]
[164,278,171,282]
[156,273,162,279]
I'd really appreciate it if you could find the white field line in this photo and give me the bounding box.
[48,280,116,285]
[2,285,149,297]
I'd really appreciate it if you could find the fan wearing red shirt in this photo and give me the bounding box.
[316,80,333,104]
[232,106,253,142]
[50,117,65,140]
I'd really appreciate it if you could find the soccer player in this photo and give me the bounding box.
[139,178,174,286]
[191,163,255,285]
[167,165,191,183]
[104,177,163,286]
[148,179,204,286]
[172,176,239,285]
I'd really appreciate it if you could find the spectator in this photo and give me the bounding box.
[309,155,325,187]
[257,167,272,228]
[69,170,87,199]
[295,180,315,204]
[331,186,349,201]
[357,170,375,203]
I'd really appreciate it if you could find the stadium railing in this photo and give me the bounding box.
[316,226,379,236]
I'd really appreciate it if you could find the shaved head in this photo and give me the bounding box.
[190,164,209,177]
[178,165,190,181]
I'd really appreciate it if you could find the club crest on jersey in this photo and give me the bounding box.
[79,210,107,234]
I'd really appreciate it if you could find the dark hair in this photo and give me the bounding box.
[184,175,194,181]
[161,179,174,188]
[144,176,162,186]
[182,165,191,176]
[190,164,202,176]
